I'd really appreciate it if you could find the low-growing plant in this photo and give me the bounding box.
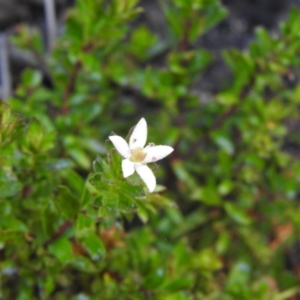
[1,0,300,299]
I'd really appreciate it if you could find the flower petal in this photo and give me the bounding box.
[122,159,135,177]
[129,118,147,149]
[109,135,130,158]
[143,145,174,163]
[135,164,156,192]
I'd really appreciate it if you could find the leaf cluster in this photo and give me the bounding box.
[2,0,300,299]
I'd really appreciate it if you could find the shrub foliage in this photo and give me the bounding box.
[1,0,300,299]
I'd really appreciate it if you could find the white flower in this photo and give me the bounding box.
[109,118,174,193]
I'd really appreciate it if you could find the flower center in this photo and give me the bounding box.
[130,147,146,163]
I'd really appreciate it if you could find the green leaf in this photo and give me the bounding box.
[89,173,111,191]
[223,49,255,93]
[162,276,194,292]
[62,169,86,196]
[80,231,105,260]
[67,146,91,170]
[225,261,251,293]
[21,69,42,87]
[70,255,97,273]
[92,155,115,182]
[48,237,74,264]
[202,5,228,34]
[224,202,252,225]
[129,25,158,59]
[211,133,235,155]
[0,168,22,198]
[43,203,59,238]
[0,102,26,147]
[93,156,106,173]
[136,203,149,223]
[195,248,223,270]
[218,180,234,196]
[75,214,95,239]
[254,27,273,55]
[117,191,136,211]
[54,185,81,220]
[101,191,119,209]
[142,267,166,289]
[117,181,144,197]
[109,149,123,178]
[21,119,54,154]
[0,216,27,233]
[39,131,56,152]
[192,186,222,206]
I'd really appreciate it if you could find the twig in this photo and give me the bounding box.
[0,33,11,100]
[43,0,57,54]
[180,20,191,52]
[43,220,72,248]
[61,60,81,114]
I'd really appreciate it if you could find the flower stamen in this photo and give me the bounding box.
[130,147,146,163]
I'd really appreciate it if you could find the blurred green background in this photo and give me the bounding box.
[2,0,300,299]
